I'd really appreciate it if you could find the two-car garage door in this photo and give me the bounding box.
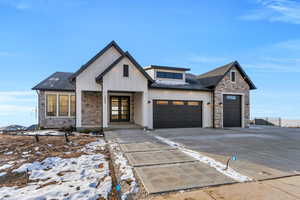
[153,100,202,129]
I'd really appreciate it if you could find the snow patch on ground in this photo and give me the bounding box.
[81,140,106,153]
[110,143,138,200]
[0,172,6,177]
[155,136,252,182]
[0,139,112,200]
[4,151,13,155]
[19,130,65,136]
[0,164,12,171]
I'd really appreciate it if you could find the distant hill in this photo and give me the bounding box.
[26,124,38,131]
[1,125,27,131]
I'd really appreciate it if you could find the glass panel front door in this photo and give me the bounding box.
[110,96,130,122]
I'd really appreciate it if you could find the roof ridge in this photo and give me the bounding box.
[197,61,236,78]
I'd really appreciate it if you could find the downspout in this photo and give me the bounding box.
[101,80,104,129]
[35,90,40,129]
[212,89,215,128]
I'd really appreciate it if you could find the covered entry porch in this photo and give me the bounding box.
[103,91,148,129]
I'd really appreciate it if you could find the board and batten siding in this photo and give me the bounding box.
[102,56,149,127]
[75,46,122,128]
[148,89,213,129]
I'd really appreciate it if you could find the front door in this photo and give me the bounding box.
[110,96,130,122]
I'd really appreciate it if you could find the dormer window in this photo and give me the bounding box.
[230,70,236,82]
[156,71,183,79]
[123,65,129,77]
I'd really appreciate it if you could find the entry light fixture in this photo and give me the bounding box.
[207,102,211,105]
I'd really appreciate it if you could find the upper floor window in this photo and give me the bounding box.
[230,70,236,82]
[123,64,129,77]
[156,71,183,79]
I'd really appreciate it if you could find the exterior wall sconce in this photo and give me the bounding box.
[207,102,211,105]
[219,102,223,105]
[148,100,151,104]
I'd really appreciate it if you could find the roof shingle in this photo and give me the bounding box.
[32,72,75,91]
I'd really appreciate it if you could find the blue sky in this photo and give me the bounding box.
[0,0,299,127]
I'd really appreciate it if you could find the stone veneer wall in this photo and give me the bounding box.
[38,91,75,129]
[214,66,250,128]
[81,91,102,127]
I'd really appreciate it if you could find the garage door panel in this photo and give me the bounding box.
[153,100,202,129]
[223,95,241,127]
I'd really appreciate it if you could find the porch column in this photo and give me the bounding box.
[76,89,82,128]
[102,89,108,128]
[142,91,148,128]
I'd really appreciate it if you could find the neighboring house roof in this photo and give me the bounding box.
[32,72,75,91]
[95,51,154,83]
[197,61,257,90]
[69,40,124,81]
[144,65,190,71]
[149,73,212,91]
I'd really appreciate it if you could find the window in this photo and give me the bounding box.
[59,95,69,116]
[123,64,129,77]
[46,94,57,116]
[45,93,75,117]
[156,71,183,79]
[156,100,168,105]
[226,95,237,100]
[172,101,184,105]
[70,95,76,116]
[188,101,199,106]
[230,70,236,82]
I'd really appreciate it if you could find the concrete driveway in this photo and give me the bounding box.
[106,129,236,194]
[153,126,300,180]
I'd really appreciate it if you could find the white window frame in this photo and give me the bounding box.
[45,92,76,118]
[230,70,237,83]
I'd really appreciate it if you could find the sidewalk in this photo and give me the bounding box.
[151,176,300,200]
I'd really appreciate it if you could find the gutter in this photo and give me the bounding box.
[212,90,215,128]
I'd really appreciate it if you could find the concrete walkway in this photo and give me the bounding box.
[151,176,300,200]
[106,129,237,194]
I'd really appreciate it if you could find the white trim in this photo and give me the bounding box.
[221,92,245,128]
[44,91,76,119]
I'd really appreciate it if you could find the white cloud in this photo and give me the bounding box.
[0,105,35,116]
[238,38,300,73]
[240,0,300,24]
[0,91,36,117]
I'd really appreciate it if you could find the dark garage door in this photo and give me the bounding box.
[223,95,242,127]
[153,100,202,129]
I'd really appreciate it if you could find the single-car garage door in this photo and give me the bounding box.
[153,100,202,129]
[223,94,242,127]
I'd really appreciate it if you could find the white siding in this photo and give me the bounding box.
[102,57,148,92]
[75,46,122,127]
[148,89,213,129]
[102,56,149,127]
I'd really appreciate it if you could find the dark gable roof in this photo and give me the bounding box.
[144,65,190,71]
[32,72,75,91]
[69,40,124,81]
[95,51,154,82]
[197,61,257,90]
